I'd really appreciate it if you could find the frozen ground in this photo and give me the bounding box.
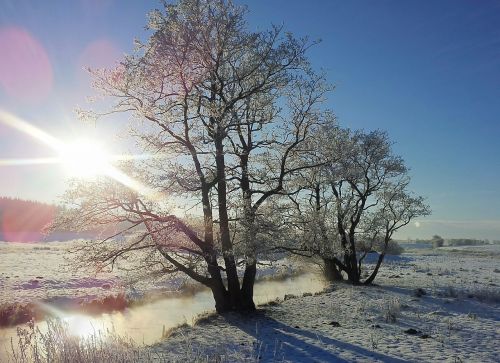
[148,245,500,362]
[1,242,499,362]
[0,241,124,307]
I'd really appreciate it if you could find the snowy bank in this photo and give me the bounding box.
[148,248,500,362]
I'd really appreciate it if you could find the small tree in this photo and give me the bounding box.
[285,127,430,284]
[59,0,331,312]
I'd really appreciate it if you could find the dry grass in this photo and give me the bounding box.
[383,297,401,323]
[5,318,266,363]
[468,286,500,303]
[439,285,500,303]
[5,319,161,363]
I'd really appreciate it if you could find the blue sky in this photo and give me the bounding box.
[0,0,499,240]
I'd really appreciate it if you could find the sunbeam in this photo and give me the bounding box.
[0,110,63,149]
[0,157,60,166]
[0,109,159,199]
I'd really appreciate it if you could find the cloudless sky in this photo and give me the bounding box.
[0,0,499,240]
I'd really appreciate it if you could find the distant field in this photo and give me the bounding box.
[0,240,300,320]
[2,241,499,308]
[0,241,126,307]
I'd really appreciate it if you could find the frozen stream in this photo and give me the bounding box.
[0,272,327,356]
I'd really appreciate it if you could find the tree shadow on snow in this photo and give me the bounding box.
[223,312,408,363]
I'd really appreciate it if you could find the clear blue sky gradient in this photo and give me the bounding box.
[0,0,499,240]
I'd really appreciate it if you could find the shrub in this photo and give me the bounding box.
[441,286,458,298]
[413,288,427,298]
[385,240,404,255]
[383,298,401,323]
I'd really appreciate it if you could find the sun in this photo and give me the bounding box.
[59,139,111,178]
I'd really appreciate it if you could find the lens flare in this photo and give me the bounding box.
[0,27,53,103]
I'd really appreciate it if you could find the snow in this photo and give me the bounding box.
[0,240,305,339]
[148,245,500,362]
[0,241,125,306]
[0,241,303,309]
[1,241,499,362]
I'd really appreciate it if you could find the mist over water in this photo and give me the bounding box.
[0,272,327,354]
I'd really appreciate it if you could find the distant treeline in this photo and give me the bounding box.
[0,197,56,242]
[403,236,498,247]
[446,238,490,246]
[0,197,127,242]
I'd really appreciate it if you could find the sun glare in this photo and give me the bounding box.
[0,109,161,199]
[62,315,98,338]
[59,139,111,178]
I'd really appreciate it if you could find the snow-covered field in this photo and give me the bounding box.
[1,242,499,362]
[0,241,299,309]
[148,245,500,362]
[0,240,309,361]
[0,241,125,307]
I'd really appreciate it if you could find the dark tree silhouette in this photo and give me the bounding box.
[58,0,332,312]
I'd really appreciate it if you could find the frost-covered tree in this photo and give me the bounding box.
[358,181,430,284]
[58,0,331,312]
[285,128,430,284]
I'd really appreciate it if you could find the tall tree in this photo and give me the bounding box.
[60,0,331,312]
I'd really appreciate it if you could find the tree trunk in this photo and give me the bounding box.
[341,249,360,284]
[344,233,361,284]
[241,260,257,311]
[210,283,230,313]
[323,257,343,281]
[346,270,360,284]
[364,252,385,285]
[238,151,257,312]
[206,253,228,309]
[214,134,242,310]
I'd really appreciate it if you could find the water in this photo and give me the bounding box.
[0,272,327,355]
